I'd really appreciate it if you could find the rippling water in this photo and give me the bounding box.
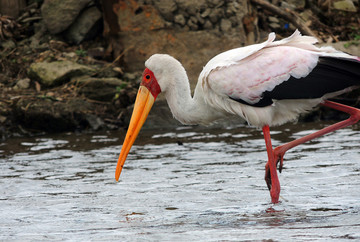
[1,122,360,241]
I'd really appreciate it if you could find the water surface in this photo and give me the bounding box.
[1,122,360,241]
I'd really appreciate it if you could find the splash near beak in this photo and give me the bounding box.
[115,85,155,181]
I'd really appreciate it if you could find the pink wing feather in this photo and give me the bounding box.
[207,46,318,104]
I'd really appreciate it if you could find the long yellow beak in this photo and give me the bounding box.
[115,85,155,181]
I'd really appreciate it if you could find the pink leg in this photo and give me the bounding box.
[263,125,280,204]
[263,100,360,203]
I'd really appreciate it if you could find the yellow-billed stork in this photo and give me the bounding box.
[115,30,360,203]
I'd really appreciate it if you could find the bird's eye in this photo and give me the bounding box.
[145,75,150,80]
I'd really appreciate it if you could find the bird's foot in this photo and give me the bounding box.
[265,152,283,203]
[265,165,280,203]
[274,147,285,173]
[264,154,284,191]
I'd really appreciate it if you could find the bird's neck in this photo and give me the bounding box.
[163,73,223,125]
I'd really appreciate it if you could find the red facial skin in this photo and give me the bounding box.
[141,68,161,99]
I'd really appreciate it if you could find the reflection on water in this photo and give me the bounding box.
[0,122,360,241]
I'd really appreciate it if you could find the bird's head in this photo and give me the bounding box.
[115,54,182,181]
[114,68,161,181]
[115,54,186,181]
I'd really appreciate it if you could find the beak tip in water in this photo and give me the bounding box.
[115,165,123,181]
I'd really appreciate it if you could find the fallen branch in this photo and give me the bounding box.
[250,0,321,42]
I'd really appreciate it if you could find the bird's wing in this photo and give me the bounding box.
[205,46,320,105]
[200,30,355,106]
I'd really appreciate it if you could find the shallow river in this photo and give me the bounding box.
[1,121,360,241]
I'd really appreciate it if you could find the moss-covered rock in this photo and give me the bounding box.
[28,61,95,87]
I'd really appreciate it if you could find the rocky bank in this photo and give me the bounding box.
[0,0,359,139]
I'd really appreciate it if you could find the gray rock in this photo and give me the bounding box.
[0,115,6,123]
[175,0,191,12]
[14,78,30,90]
[65,6,102,44]
[174,14,186,26]
[226,2,239,17]
[220,18,232,32]
[189,16,198,24]
[206,0,223,8]
[200,8,211,18]
[268,16,279,23]
[269,22,281,29]
[1,40,16,50]
[322,41,360,57]
[203,20,213,30]
[333,0,357,12]
[153,0,177,21]
[176,0,206,15]
[208,8,223,23]
[187,17,198,30]
[283,0,306,9]
[28,61,95,87]
[15,97,95,132]
[299,9,312,22]
[229,16,238,27]
[41,0,92,34]
[73,76,127,102]
[228,1,240,13]
[281,1,295,10]
[196,12,205,25]
[123,72,139,81]
[85,114,104,130]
